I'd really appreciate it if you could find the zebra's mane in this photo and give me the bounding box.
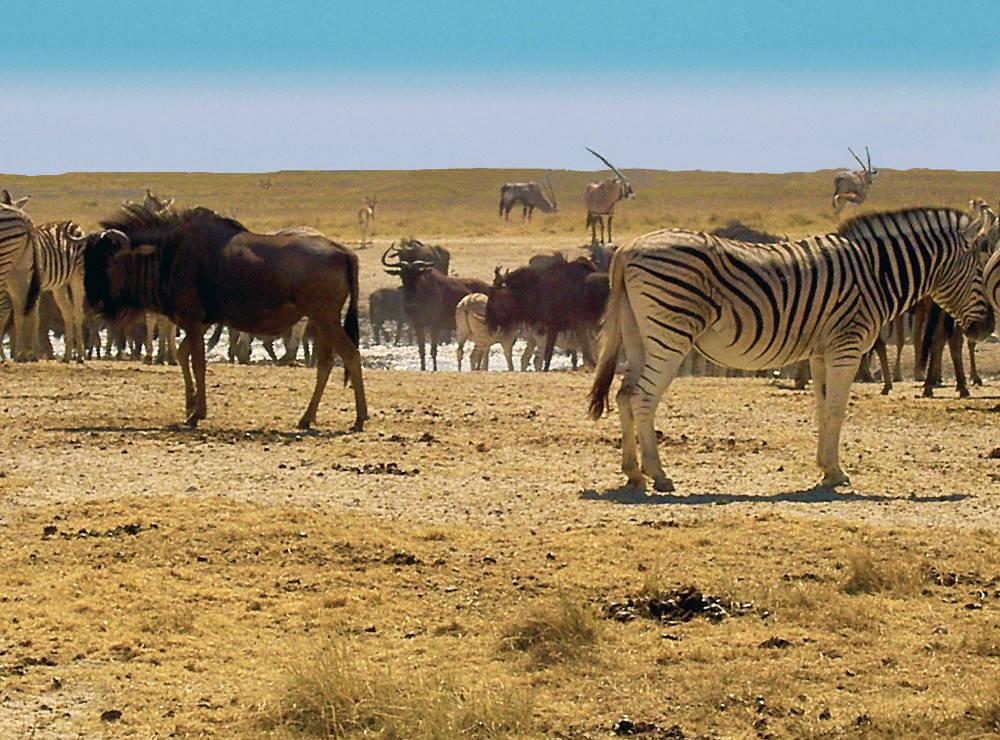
[100,201,248,236]
[836,206,964,238]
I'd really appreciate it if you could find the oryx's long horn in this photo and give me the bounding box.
[586,148,630,186]
[848,147,867,170]
[542,174,557,207]
[865,146,872,171]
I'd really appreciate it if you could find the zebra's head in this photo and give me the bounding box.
[936,205,1000,341]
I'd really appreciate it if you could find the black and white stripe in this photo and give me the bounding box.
[590,207,997,493]
[0,202,35,359]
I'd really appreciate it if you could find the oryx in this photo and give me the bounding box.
[498,177,557,221]
[585,148,634,245]
[832,147,878,213]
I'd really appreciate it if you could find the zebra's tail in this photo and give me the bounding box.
[23,253,41,316]
[588,248,626,420]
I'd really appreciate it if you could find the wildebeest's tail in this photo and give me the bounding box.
[918,301,955,376]
[588,247,626,420]
[343,250,361,384]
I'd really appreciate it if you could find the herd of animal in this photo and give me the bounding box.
[3,146,1000,494]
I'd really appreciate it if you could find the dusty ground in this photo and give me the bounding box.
[1,348,999,737]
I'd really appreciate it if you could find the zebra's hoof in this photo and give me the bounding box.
[653,478,675,493]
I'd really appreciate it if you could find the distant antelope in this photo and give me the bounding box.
[832,147,878,212]
[585,148,634,245]
[358,196,377,248]
[499,177,557,221]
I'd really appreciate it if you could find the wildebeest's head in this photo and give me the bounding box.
[486,266,527,332]
[82,229,153,323]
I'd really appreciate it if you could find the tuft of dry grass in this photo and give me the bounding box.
[500,592,602,668]
[260,641,533,738]
[840,547,924,596]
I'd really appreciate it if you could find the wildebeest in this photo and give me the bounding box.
[389,238,450,275]
[368,285,411,345]
[832,146,878,212]
[487,257,609,371]
[382,245,489,370]
[499,178,557,221]
[82,202,367,431]
[455,292,517,371]
[585,148,634,245]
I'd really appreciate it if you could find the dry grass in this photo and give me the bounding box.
[1,491,998,738]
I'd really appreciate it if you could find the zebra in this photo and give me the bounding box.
[589,207,998,493]
[1,221,92,362]
[0,198,37,359]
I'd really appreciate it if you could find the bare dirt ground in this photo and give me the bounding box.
[1,347,999,737]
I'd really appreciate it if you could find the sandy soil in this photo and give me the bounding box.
[2,350,998,534]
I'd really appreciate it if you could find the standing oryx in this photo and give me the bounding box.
[585,148,634,245]
[499,177,557,221]
[358,196,377,248]
[590,207,998,493]
[832,147,878,212]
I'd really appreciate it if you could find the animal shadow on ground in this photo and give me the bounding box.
[580,486,968,506]
[47,424,353,441]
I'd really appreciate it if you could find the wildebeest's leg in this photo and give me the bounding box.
[176,328,208,426]
[299,322,367,431]
[948,331,969,398]
[415,324,427,371]
[430,327,439,371]
[810,355,857,488]
[968,339,981,387]
[912,301,928,382]
[870,336,892,395]
[606,215,613,245]
[177,333,197,421]
[542,329,558,371]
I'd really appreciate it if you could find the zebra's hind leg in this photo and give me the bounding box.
[629,351,686,493]
[810,356,858,488]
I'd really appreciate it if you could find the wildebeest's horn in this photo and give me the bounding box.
[381,244,401,267]
[103,229,131,248]
[586,148,630,186]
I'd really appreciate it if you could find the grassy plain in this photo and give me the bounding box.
[0,168,999,738]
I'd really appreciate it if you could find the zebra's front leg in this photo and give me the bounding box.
[811,357,857,488]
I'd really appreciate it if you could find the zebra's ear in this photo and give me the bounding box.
[962,211,987,245]
[13,195,29,209]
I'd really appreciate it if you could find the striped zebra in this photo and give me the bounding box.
[2,221,89,362]
[589,207,998,493]
[0,198,36,358]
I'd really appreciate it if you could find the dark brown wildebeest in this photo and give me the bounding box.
[487,257,609,371]
[382,246,489,371]
[368,285,411,345]
[389,238,450,275]
[82,202,367,431]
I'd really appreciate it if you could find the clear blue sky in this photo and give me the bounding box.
[3,1,997,174]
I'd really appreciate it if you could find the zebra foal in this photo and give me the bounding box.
[590,207,997,492]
